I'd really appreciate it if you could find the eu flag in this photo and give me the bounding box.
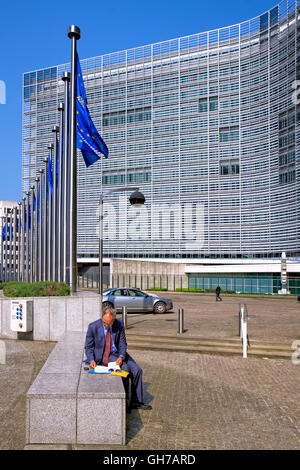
[2,223,12,241]
[76,55,109,167]
[2,224,8,241]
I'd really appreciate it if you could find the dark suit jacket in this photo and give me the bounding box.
[85,318,127,365]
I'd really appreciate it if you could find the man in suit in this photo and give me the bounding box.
[85,306,152,411]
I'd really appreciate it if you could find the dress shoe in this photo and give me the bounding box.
[131,402,152,410]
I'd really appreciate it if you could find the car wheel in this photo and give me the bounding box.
[153,301,167,314]
[102,301,113,311]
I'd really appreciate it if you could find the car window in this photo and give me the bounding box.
[113,289,124,296]
[128,289,146,297]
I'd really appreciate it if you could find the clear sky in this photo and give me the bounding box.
[0,0,277,202]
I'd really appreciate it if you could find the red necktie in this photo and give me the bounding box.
[102,328,111,366]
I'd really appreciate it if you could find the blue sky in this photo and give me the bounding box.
[0,0,277,202]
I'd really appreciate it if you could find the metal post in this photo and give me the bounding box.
[43,158,48,281]
[13,207,17,281]
[26,193,30,282]
[62,72,70,284]
[39,169,44,282]
[99,196,103,301]
[30,185,35,283]
[17,202,21,282]
[21,197,26,281]
[178,308,184,334]
[242,309,248,359]
[52,126,59,281]
[4,214,8,282]
[57,103,64,283]
[122,306,128,330]
[68,25,81,293]
[34,178,39,281]
[0,216,4,282]
[8,210,12,281]
[47,144,53,281]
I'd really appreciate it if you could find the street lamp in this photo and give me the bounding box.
[98,187,145,304]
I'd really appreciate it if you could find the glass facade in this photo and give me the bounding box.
[22,0,300,260]
[188,273,300,294]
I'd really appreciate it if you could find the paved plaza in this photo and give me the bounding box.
[0,293,299,450]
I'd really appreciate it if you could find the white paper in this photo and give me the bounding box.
[93,362,121,374]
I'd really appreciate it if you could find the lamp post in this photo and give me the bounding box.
[98,188,145,305]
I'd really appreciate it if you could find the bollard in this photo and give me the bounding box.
[242,315,248,358]
[122,305,127,330]
[178,308,184,334]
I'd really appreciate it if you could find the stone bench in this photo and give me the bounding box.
[26,331,126,446]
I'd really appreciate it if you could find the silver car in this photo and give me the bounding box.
[102,288,173,314]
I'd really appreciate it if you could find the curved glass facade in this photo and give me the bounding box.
[23,0,300,259]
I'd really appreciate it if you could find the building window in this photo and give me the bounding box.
[279,169,296,185]
[219,126,239,142]
[220,160,240,176]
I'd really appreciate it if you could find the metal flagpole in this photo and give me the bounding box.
[17,202,22,282]
[4,214,7,282]
[21,197,26,281]
[26,192,30,282]
[43,158,48,281]
[13,206,17,281]
[47,144,53,281]
[68,25,80,293]
[99,197,103,299]
[0,216,4,282]
[34,178,39,282]
[4,213,8,282]
[62,72,70,285]
[52,126,59,281]
[39,169,44,282]
[57,103,64,283]
[8,210,13,281]
[30,185,35,283]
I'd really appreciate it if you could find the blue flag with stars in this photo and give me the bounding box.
[76,55,109,167]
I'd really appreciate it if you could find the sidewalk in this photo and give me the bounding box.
[0,339,299,450]
[121,292,300,344]
[0,293,299,450]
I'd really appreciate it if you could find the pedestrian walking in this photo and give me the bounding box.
[216,284,222,301]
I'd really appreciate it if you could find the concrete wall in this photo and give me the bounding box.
[0,296,100,341]
[110,258,188,290]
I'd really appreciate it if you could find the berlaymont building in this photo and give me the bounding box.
[22,0,300,294]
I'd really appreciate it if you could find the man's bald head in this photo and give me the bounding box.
[102,307,116,328]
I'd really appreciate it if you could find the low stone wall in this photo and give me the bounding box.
[0,296,100,341]
[26,331,126,445]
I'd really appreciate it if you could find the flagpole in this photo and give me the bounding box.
[43,157,48,281]
[52,126,59,281]
[62,72,70,285]
[68,25,80,293]
[34,177,39,282]
[21,197,26,281]
[13,206,17,281]
[58,103,64,283]
[8,210,12,281]
[0,216,4,282]
[26,193,30,282]
[47,144,53,281]
[4,214,7,282]
[39,169,44,282]
[30,186,35,283]
[17,202,22,282]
